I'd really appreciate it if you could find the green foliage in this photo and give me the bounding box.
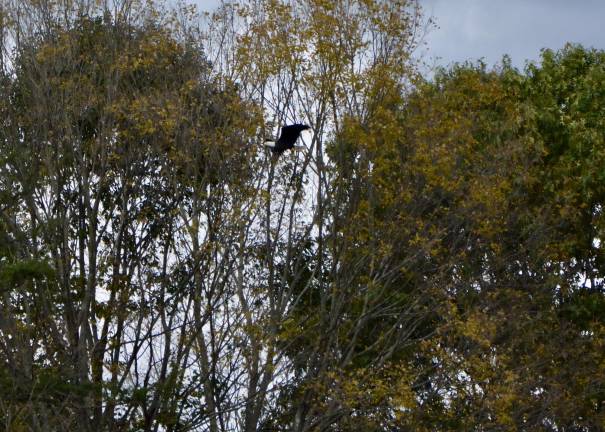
[312,44,605,430]
[393,46,605,430]
[1,0,605,430]
[0,260,54,287]
[1,2,260,430]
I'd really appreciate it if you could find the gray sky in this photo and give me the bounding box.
[420,0,605,70]
[193,0,605,70]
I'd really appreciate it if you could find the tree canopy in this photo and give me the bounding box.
[0,1,604,431]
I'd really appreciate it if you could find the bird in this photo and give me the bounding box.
[264,123,310,154]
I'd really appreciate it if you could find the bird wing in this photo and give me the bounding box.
[278,125,298,141]
[265,140,286,153]
[279,125,306,148]
[271,124,310,154]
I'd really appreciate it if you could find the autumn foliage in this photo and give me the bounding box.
[0,1,604,431]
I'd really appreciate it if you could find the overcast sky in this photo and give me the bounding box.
[194,1,605,71]
[420,0,605,70]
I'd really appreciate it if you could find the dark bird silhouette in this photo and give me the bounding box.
[264,123,310,154]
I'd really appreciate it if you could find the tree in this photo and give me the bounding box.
[3,0,603,430]
[389,47,605,431]
[1,0,429,429]
[1,2,259,430]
